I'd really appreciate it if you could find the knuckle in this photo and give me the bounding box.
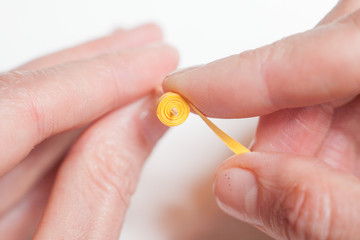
[347,11,360,34]
[84,141,139,206]
[20,70,48,139]
[0,71,27,95]
[246,42,282,112]
[271,182,334,240]
[257,33,301,111]
[0,70,48,140]
[92,54,131,102]
[341,11,360,92]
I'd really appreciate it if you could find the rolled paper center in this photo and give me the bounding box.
[170,107,178,117]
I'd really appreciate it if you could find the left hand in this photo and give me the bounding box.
[0,24,178,239]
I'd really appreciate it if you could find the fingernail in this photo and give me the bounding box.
[112,28,126,35]
[214,168,260,225]
[138,90,168,147]
[163,66,201,92]
[113,23,160,35]
[166,65,201,78]
[248,137,256,151]
[143,41,165,49]
[131,23,161,33]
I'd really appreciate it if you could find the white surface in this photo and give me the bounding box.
[0,0,337,239]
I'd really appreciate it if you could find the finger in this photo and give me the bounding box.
[214,152,360,239]
[253,0,360,155]
[0,128,82,216]
[0,25,167,221]
[252,105,333,156]
[34,92,167,240]
[316,96,360,175]
[253,96,360,175]
[0,168,55,240]
[251,0,360,167]
[319,0,360,25]
[6,23,162,202]
[17,23,163,71]
[0,44,178,176]
[164,9,360,118]
[6,23,162,212]
[13,24,162,185]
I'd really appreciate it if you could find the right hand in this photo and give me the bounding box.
[164,1,360,239]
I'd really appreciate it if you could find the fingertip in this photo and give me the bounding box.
[163,43,180,68]
[214,152,259,177]
[151,43,180,74]
[104,23,165,55]
[162,66,197,93]
[113,23,163,37]
[162,73,181,94]
[138,43,180,82]
[162,56,260,117]
[138,90,169,148]
[213,167,260,225]
[212,152,264,225]
[214,151,360,239]
[130,23,164,41]
[101,42,179,85]
[111,28,126,35]
[138,23,163,36]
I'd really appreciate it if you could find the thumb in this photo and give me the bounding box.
[213,152,360,239]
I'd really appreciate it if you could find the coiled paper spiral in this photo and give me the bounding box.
[156,92,190,126]
[156,92,250,155]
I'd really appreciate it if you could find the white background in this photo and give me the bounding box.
[0,0,337,239]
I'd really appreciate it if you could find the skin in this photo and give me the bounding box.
[0,24,178,239]
[164,0,360,239]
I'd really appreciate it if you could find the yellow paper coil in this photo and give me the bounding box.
[156,92,250,155]
[156,92,190,126]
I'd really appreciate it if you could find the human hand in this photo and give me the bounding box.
[164,1,360,239]
[0,24,178,239]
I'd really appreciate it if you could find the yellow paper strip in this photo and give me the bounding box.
[156,92,250,155]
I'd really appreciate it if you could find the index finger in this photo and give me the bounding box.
[319,0,360,25]
[0,44,178,176]
[34,93,164,240]
[164,9,360,118]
